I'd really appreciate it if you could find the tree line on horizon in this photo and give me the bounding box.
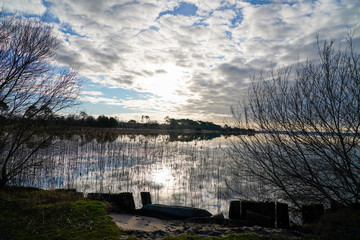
[26,111,254,133]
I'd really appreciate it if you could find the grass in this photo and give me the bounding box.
[0,186,305,240]
[162,233,264,240]
[0,186,125,240]
[123,233,296,240]
[312,206,360,240]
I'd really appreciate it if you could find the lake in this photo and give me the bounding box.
[16,132,240,216]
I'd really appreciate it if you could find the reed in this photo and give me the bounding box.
[12,131,235,215]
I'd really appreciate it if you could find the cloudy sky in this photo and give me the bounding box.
[3,0,360,124]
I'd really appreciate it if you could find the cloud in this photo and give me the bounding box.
[79,93,179,116]
[81,91,104,96]
[6,0,360,122]
[155,69,167,74]
[217,63,253,83]
[3,0,47,15]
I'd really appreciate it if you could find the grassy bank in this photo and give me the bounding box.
[0,186,296,240]
[0,186,124,240]
[163,234,265,240]
[2,186,332,240]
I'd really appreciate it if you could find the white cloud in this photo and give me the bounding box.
[7,0,360,122]
[3,0,46,15]
[81,91,104,96]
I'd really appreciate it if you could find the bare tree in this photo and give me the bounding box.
[228,34,360,210]
[0,15,79,188]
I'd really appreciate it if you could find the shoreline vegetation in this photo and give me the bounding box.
[0,186,298,240]
[0,186,124,240]
[0,14,358,240]
[2,186,359,239]
[7,112,256,135]
[4,113,257,143]
[54,126,255,138]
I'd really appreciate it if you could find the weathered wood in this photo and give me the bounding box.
[246,210,273,227]
[229,200,241,219]
[87,192,135,213]
[241,201,275,228]
[302,204,324,224]
[87,193,110,201]
[110,192,136,213]
[276,202,289,228]
[229,200,289,228]
[141,192,152,206]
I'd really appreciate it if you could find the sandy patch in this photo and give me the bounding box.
[110,213,183,232]
[110,213,303,239]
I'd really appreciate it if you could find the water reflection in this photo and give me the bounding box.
[152,166,175,188]
[15,133,238,216]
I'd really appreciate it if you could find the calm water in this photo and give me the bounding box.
[17,133,238,216]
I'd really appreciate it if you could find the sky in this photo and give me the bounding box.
[2,0,360,124]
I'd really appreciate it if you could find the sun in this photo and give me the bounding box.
[141,63,188,101]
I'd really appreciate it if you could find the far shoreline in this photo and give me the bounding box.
[57,126,256,135]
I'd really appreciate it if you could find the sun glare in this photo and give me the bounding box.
[151,166,175,188]
[142,64,187,101]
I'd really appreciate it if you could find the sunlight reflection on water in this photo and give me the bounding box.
[17,134,240,216]
[152,165,175,188]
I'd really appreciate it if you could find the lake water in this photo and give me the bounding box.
[17,133,239,216]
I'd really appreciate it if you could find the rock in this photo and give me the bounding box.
[139,204,212,220]
[154,230,167,235]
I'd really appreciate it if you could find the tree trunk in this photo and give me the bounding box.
[0,166,7,189]
[0,177,7,189]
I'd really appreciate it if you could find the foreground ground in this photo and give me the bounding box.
[1,187,359,240]
[0,186,124,240]
[110,213,303,239]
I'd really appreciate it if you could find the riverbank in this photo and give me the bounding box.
[0,186,124,240]
[0,186,300,240]
[2,186,359,240]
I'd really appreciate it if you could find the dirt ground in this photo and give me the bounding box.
[110,213,304,239]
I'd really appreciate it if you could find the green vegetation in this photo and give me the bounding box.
[165,118,222,131]
[312,206,360,240]
[229,34,360,210]
[44,113,226,131]
[0,186,124,240]
[0,14,79,188]
[0,187,298,240]
[163,234,261,240]
[161,233,298,240]
[121,234,294,240]
[1,186,326,240]
[32,112,255,135]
